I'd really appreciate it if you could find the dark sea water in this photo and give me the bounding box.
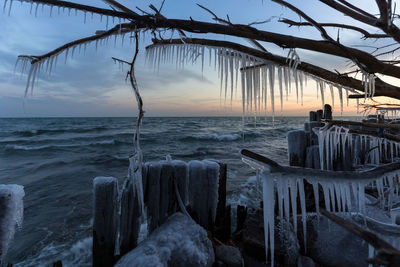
[0,116,307,266]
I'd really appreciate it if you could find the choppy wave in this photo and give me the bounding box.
[12,127,109,137]
[184,133,242,141]
[14,237,92,267]
[4,139,127,151]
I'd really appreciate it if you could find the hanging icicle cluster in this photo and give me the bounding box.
[242,157,400,266]
[361,70,376,99]
[146,43,310,119]
[146,43,367,119]
[314,124,400,170]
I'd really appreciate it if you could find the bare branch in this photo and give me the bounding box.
[320,0,400,44]
[102,0,138,16]
[279,19,390,39]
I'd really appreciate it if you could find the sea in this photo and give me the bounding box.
[0,116,309,266]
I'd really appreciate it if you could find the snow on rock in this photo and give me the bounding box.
[114,212,214,267]
[0,184,25,264]
[244,162,400,266]
[306,214,368,267]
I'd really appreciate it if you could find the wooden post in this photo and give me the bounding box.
[287,130,307,167]
[323,104,332,120]
[119,179,140,257]
[309,111,317,121]
[159,163,175,226]
[93,177,118,267]
[316,109,323,122]
[214,162,231,241]
[236,205,247,232]
[146,162,161,233]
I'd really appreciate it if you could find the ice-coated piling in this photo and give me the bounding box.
[0,185,24,265]
[309,111,317,121]
[305,145,320,169]
[287,130,307,167]
[188,160,220,229]
[172,160,189,206]
[214,162,230,241]
[93,177,118,267]
[316,109,323,122]
[119,178,141,256]
[159,162,175,226]
[146,162,162,233]
[323,104,332,120]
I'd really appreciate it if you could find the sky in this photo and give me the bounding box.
[1,0,400,117]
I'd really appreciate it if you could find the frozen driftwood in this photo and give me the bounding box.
[241,149,400,180]
[0,185,24,265]
[92,177,118,267]
[114,213,214,267]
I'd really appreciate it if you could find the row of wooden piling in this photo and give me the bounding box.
[92,161,229,267]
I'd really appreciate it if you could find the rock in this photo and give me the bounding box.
[305,215,368,267]
[287,130,307,167]
[297,255,316,267]
[242,209,300,265]
[115,213,214,267]
[216,246,243,267]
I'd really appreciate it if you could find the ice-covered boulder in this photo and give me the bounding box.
[115,212,214,267]
[0,184,24,264]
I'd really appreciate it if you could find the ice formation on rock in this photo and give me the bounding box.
[314,124,400,170]
[0,185,25,264]
[242,160,400,266]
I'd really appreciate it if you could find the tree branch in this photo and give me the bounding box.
[21,0,400,81]
[279,19,390,39]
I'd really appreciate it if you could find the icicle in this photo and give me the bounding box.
[298,179,307,252]
[329,84,334,108]
[319,81,325,108]
[294,69,299,103]
[269,65,275,123]
[262,173,275,266]
[283,66,289,100]
[299,71,304,106]
[278,67,283,111]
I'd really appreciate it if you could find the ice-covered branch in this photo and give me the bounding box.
[16,22,135,95]
[149,38,400,100]
[128,31,145,214]
[14,0,133,20]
